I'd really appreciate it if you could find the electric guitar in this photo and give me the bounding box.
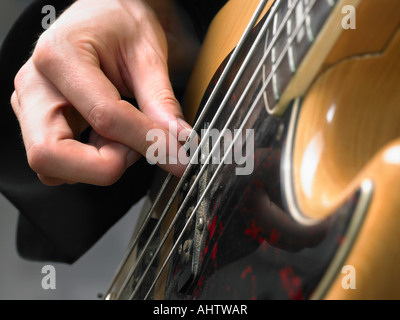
[104,0,400,300]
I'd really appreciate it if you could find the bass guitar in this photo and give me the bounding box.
[104,0,400,300]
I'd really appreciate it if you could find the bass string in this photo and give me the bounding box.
[132,0,308,300]
[131,0,314,300]
[126,1,286,300]
[104,173,173,297]
[139,0,320,300]
[119,1,280,300]
[110,0,276,300]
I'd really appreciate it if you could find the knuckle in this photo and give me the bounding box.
[27,142,51,174]
[37,174,64,187]
[87,103,114,135]
[10,91,19,113]
[155,88,179,106]
[32,32,59,70]
[99,163,125,186]
[149,88,180,115]
[13,64,29,92]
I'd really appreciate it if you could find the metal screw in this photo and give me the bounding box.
[145,250,154,264]
[197,217,204,231]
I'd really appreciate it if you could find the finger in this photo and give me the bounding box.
[30,136,140,186]
[10,91,20,115]
[125,31,193,137]
[14,62,143,185]
[37,174,75,186]
[88,128,142,169]
[32,35,187,177]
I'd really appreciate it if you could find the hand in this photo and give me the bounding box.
[11,0,199,186]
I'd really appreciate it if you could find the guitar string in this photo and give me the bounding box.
[128,0,312,300]
[133,0,304,300]
[116,0,276,300]
[140,0,319,300]
[118,0,282,300]
[107,0,272,299]
[104,173,173,297]
[110,0,274,299]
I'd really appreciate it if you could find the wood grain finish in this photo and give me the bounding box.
[292,1,400,299]
[323,0,400,69]
[184,0,400,299]
[294,26,400,218]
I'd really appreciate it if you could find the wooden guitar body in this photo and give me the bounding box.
[106,0,400,300]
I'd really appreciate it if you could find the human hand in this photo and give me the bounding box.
[11,0,198,186]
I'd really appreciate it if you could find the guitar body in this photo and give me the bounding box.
[106,0,400,300]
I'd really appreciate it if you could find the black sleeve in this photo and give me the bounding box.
[0,0,155,264]
[0,0,226,264]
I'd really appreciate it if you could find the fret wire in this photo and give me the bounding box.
[141,0,320,300]
[272,0,318,95]
[111,0,276,299]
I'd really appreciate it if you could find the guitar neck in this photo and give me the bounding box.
[262,0,364,115]
[263,0,343,114]
[184,0,361,122]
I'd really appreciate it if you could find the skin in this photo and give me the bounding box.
[11,0,200,186]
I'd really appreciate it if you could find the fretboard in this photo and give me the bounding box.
[261,0,340,113]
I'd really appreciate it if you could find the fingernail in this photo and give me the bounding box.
[177,117,193,131]
[177,117,199,145]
